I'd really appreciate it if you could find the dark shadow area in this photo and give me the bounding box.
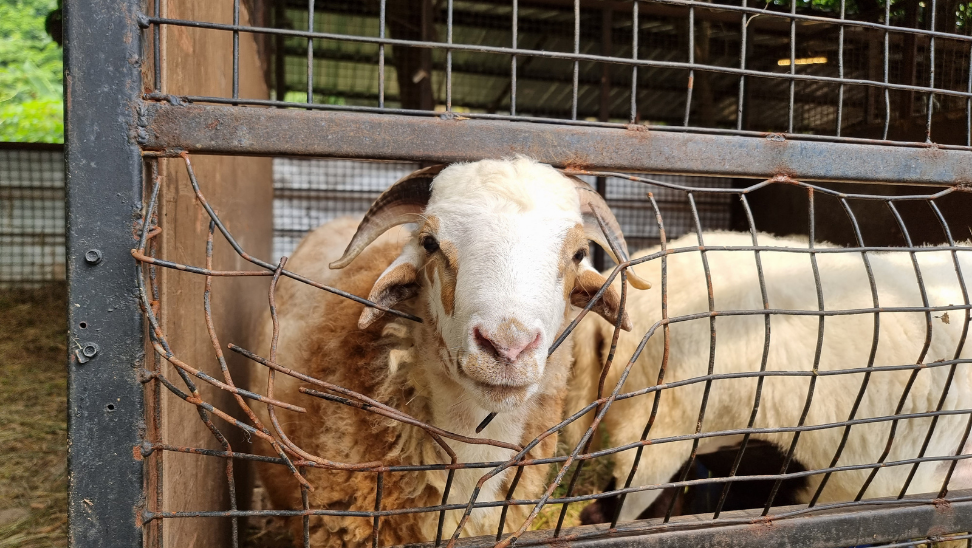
[580,440,808,525]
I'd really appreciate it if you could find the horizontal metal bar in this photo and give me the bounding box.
[143,93,972,152]
[141,103,972,184]
[143,15,961,98]
[407,489,972,548]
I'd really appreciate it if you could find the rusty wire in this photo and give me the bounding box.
[134,154,972,548]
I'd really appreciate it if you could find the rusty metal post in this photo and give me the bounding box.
[64,0,145,546]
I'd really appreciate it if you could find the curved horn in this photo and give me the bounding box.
[330,164,446,269]
[563,173,652,290]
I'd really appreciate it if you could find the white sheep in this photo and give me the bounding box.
[249,157,648,547]
[566,230,972,522]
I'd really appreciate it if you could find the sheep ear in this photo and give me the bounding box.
[571,265,633,331]
[359,252,421,330]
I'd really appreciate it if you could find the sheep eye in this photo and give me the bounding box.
[422,236,440,253]
[572,248,588,263]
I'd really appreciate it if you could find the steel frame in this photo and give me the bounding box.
[65,0,146,547]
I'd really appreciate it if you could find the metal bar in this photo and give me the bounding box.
[446,0,453,111]
[233,0,240,101]
[898,200,972,498]
[154,0,972,44]
[301,466,310,547]
[142,15,972,98]
[511,0,518,115]
[307,0,315,104]
[684,6,694,126]
[854,200,934,501]
[736,0,746,131]
[611,194,670,528]
[788,0,796,133]
[762,187,824,513]
[883,0,891,139]
[274,0,286,101]
[398,490,972,548]
[145,161,163,548]
[572,0,580,120]
[967,41,971,147]
[379,0,386,108]
[141,103,972,185]
[629,0,638,123]
[926,0,937,143]
[142,91,972,150]
[809,198,881,507]
[836,0,845,136]
[153,0,161,92]
[664,193,715,521]
[373,472,383,548]
[64,0,145,546]
[713,193,773,517]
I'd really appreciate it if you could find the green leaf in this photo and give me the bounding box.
[0,0,63,143]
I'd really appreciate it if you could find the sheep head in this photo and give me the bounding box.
[331,157,647,412]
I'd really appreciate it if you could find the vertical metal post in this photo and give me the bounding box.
[511,0,518,116]
[594,7,613,272]
[64,0,145,547]
[630,1,638,123]
[307,0,315,104]
[572,0,580,120]
[275,0,287,102]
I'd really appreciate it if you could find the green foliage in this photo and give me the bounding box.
[0,0,63,144]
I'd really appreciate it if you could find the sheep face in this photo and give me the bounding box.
[333,157,638,413]
[416,171,592,411]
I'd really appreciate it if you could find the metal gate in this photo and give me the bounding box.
[66,0,972,546]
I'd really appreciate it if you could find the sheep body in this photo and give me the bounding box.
[250,217,569,546]
[565,231,972,521]
[248,157,639,547]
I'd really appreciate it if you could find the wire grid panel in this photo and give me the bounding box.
[0,144,65,288]
[137,152,972,548]
[146,0,972,148]
[272,158,733,258]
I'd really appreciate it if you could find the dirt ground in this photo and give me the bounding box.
[0,285,68,548]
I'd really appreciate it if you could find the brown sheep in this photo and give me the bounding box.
[249,158,646,547]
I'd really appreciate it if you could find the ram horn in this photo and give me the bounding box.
[564,174,652,290]
[330,164,446,269]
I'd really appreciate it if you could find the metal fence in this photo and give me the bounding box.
[272,158,734,260]
[0,143,65,288]
[66,0,972,547]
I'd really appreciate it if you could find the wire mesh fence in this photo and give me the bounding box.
[60,0,972,546]
[272,158,734,259]
[136,150,972,548]
[144,0,972,148]
[0,143,65,288]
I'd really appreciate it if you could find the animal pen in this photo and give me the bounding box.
[66,0,972,546]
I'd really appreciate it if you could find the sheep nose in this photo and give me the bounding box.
[473,326,541,362]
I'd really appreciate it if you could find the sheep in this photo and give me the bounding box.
[565,230,972,523]
[248,157,649,547]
